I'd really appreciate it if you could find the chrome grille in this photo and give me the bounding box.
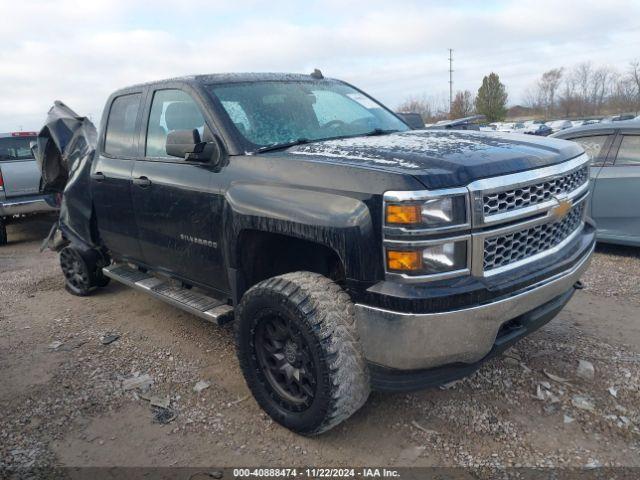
[483,165,589,217]
[483,203,585,271]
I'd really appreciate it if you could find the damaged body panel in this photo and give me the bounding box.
[39,72,595,434]
[35,101,98,249]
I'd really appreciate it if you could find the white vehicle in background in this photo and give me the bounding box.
[496,122,515,132]
[546,120,573,133]
[522,120,546,134]
[571,120,584,128]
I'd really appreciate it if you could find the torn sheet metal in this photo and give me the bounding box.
[34,101,98,248]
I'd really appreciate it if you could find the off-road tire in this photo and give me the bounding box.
[0,218,7,246]
[60,247,109,296]
[235,272,370,435]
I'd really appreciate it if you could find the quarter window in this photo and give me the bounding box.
[104,94,141,156]
[615,135,640,166]
[569,135,608,162]
[146,89,205,158]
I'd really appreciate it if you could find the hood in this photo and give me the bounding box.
[286,130,583,189]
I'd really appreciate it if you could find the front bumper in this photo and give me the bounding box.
[355,240,594,373]
[0,194,58,217]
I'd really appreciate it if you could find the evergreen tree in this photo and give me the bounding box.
[475,73,508,122]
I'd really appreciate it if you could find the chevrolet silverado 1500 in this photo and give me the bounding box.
[36,72,595,434]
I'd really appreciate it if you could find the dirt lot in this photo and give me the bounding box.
[1,216,639,471]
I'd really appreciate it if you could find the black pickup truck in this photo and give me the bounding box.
[36,72,595,435]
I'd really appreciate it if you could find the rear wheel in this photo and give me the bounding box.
[0,218,6,246]
[235,272,370,435]
[59,247,109,296]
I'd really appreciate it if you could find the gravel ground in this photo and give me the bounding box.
[582,243,640,299]
[1,217,639,474]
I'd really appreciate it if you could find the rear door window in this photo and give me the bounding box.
[104,93,142,157]
[568,135,609,163]
[614,135,640,166]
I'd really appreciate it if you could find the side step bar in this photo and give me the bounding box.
[103,264,233,325]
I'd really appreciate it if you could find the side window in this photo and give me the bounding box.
[569,135,608,163]
[146,89,205,158]
[104,94,141,156]
[615,135,640,166]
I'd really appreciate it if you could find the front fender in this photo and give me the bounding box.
[223,183,382,281]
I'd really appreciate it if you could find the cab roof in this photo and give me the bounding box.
[119,72,333,92]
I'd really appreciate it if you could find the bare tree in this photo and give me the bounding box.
[396,96,432,120]
[522,86,540,111]
[539,68,563,117]
[629,61,640,113]
[450,90,475,119]
[590,66,615,114]
[397,94,449,122]
[610,76,637,114]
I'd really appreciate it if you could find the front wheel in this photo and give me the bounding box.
[235,272,370,435]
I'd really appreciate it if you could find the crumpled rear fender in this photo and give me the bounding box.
[33,101,98,250]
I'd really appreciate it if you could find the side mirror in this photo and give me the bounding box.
[165,129,223,166]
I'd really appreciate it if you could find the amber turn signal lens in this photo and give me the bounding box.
[385,204,421,225]
[387,250,422,271]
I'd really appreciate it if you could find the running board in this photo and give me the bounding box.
[103,264,233,325]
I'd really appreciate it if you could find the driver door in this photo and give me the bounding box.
[131,88,228,292]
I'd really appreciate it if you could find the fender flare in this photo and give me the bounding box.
[222,183,381,282]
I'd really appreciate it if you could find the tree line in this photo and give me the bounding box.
[397,72,508,123]
[397,59,640,123]
[524,61,640,119]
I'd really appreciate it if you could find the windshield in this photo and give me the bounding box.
[208,80,409,149]
[0,136,35,161]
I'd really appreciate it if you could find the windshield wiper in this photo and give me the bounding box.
[255,138,311,154]
[363,128,400,136]
[253,129,400,154]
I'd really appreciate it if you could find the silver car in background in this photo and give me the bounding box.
[552,120,640,246]
[0,131,58,245]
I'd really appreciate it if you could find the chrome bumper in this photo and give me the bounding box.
[355,243,594,370]
[0,195,58,217]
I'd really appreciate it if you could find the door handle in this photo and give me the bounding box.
[91,172,105,181]
[133,176,152,187]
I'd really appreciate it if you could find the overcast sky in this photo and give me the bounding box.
[1,0,639,131]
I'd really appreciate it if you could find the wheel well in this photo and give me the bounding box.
[238,230,345,292]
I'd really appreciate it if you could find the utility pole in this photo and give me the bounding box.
[448,48,454,115]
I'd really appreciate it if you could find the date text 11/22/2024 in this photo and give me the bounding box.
[232,468,401,477]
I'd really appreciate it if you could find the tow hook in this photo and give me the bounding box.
[573,280,584,290]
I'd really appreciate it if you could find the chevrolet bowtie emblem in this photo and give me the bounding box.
[551,198,572,220]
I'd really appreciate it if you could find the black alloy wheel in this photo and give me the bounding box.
[254,311,317,411]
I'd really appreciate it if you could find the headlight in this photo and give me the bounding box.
[386,239,468,276]
[383,188,471,281]
[385,192,468,230]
